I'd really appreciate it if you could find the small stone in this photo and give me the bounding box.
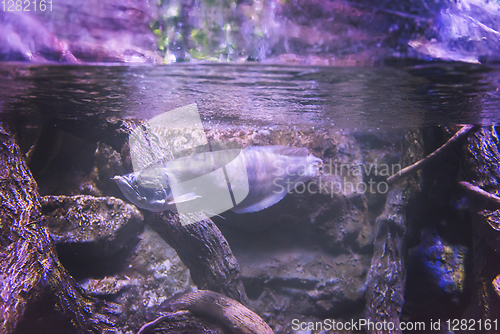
[493,275,500,297]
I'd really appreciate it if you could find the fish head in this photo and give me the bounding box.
[112,170,175,212]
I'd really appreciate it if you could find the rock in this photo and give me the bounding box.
[492,274,500,297]
[0,1,160,63]
[238,250,369,332]
[92,141,129,198]
[80,276,139,296]
[79,225,195,333]
[28,127,99,196]
[406,228,468,306]
[41,194,144,258]
[27,123,131,198]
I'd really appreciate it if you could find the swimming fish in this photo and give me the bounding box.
[113,145,322,214]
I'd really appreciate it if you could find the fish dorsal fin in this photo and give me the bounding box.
[231,191,288,214]
[246,145,309,157]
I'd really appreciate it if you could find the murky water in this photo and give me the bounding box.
[1,62,500,333]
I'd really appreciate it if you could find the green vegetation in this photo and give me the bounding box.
[150,0,269,62]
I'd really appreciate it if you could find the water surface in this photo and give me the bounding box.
[1,63,499,130]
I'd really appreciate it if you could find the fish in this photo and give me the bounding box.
[112,145,322,214]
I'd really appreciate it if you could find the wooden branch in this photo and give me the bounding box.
[0,124,116,333]
[137,310,225,334]
[149,211,249,306]
[365,187,407,332]
[459,181,500,206]
[137,310,190,334]
[147,290,274,334]
[387,125,475,184]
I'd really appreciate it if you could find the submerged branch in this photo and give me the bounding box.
[459,181,500,206]
[387,125,475,184]
[139,290,273,334]
[137,311,190,334]
[149,211,249,306]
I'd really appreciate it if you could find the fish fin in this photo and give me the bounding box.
[307,156,323,176]
[203,211,226,220]
[167,192,201,205]
[231,191,288,214]
[246,145,310,157]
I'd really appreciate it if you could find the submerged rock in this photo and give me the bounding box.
[80,225,195,333]
[407,229,468,306]
[41,194,144,257]
[43,194,195,333]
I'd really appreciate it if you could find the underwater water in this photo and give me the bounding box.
[1,62,500,333]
